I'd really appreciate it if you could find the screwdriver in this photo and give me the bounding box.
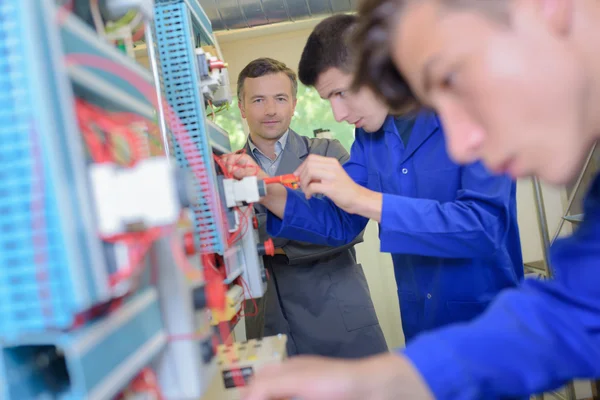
[262,174,300,189]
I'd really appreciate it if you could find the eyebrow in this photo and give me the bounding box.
[251,93,289,100]
[323,88,346,100]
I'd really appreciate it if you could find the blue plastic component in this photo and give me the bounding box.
[1,288,165,400]
[155,0,214,45]
[0,0,112,340]
[154,1,227,254]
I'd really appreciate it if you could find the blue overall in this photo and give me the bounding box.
[404,171,600,398]
[267,111,524,342]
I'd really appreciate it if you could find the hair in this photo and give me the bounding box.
[298,14,358,87]
[353,0,509,112]
[237,57,298,100]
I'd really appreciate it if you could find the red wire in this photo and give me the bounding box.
[104,228,163,288]
[131,368,164,400]
[237,276,258,318]
[77,100,145,166]
[132,23,145,42]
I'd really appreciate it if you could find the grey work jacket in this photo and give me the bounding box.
[244,129,388,358]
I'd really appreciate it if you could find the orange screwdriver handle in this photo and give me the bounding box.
[262,174,299,189]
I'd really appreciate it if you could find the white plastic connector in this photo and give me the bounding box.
[89,157,182,236]
[222,176,261,208]
[195,48,232,107]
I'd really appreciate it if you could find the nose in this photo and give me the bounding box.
[437,102,485,164]
[265,99,276,116]
[330,99,349,123]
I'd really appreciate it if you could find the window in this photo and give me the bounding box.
[212,83,355,152]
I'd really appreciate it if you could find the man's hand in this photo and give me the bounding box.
[222,153,268,180]
[221,153,288,218]
[241,353,434,400]
[294,155,383,221]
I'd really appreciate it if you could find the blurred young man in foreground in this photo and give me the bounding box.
[242,1,600,399]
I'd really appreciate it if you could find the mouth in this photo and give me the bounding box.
[352,118,364,128]
[262,120,280,125]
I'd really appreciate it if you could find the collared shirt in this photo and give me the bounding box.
[394,115,416,147]
[248,130,290,176]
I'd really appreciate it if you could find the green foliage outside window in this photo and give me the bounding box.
[213,83,355,152]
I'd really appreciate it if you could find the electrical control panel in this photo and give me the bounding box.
[0,1,278,399]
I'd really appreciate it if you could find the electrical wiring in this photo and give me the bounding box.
[65,52,250,390]
[89,0,106,37]
[110,112,163,156]
[129,368,164,400]
[237,276,258,318]
[65,53,224,225]
[131,23,145,43]
[105,10,137,33]
[206,102,229,117]
[207,100,216,121]
[76,99,148,166]
[227,206,253,247]
[103,227,164,288]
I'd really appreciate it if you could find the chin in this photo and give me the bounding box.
[362,124,378,133]
[538,162,580,186]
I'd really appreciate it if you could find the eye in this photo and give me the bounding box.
[439,72,457,91]
[276,97,287,102]
[335,91,346,99]
[253,98,263,103]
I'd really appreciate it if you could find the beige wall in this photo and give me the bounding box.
[216,19,325,84]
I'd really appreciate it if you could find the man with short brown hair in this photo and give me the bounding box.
[234,57,387,359]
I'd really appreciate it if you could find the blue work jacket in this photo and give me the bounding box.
[267,111,524,342]
[404,171,600,399]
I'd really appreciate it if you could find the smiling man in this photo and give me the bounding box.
[241,1,600,400]
[234,57,387,359]
[227,14,523,346]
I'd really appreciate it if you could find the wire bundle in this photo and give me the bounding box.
[36,6,254,394]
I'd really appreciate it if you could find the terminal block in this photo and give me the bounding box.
[217,335,288,391]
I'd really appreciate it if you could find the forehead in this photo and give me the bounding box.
[243,72,293,95]
[315,67,353,96]
[392,2,501,93]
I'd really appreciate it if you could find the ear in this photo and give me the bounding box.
[238,98,246,119]
[291,97,298,114]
